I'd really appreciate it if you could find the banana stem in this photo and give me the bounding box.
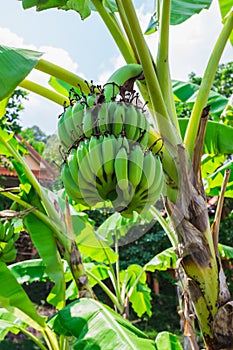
[86,269,123,313]
[156,0,180,134]
[0,188,69,249]
[184,10,233,158]
[114,233,121,298]
[115,0,140,62]
[149,206,177,248]
[97,239,123,306]
[121,0,180,149]
[19,328,49,350]
[91,0,136,64]
[19,79,69,106]
[35,59,98,94]
[43,327,60,350]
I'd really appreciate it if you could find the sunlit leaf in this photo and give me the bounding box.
[219,243,233,259]
[0,45,42,101]
[155,331,182,350]
[173,80,228,118]
[179,119,233,155]
[9,259,48,284]
[145,14,158,35]
[0,309,26,340]
[145,247,177,272]
[170,0,212,25]
[11,161,66,309]
[0,262,46,329]
[218,0,233,45]
[48,298,156,349]
[120,264,152,317]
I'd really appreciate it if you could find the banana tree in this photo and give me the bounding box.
[0,0,233,349]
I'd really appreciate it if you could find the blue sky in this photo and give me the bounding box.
[0,0,232,134]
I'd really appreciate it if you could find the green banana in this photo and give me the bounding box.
[128,144,144,191]
[124,103,140,141]
[2,238,15,254]
[61,162,85,204]
[76,140,95,184]
[115,146,129,192]
[112,102,125,137]
[104,64,143,102]
[97,103,108,135]
[4,222,15,241]
[107,100,118,130]
[0,222,5,241]
[83,107,94,138]
[72,101,85,138]
[88,135,105,184]
[102,134,116,181]
[138,156,164,206]
[67,148,79,183]
[64,105,80,144]
[0,247,17,263]
[58,109,71,149]
[138,151,156,194]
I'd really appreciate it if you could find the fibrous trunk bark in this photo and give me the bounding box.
[165,141,232,349]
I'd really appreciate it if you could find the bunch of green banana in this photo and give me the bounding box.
[0,220,19,263]
[58,100,150,151]
[61,134,164,216]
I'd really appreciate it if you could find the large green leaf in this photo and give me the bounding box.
[20,0,92,19]
[155,331,182,350]
[97,211,149,245]
[219,243,233,259]
[120,264,152,317]
[9,259,48,284]
[0,309,26,340]
[170,0,212,25]
[0,46,42,101]
[0,262,46,329]
[146,0,212,33]
[47,188,117,263]
[72,214,117,264]
[204,156,233,197]
[24,214,66,309]
[173,80,228,118]
[179,119,233,155]
[145,247,177,272]
[218,0,233,45]
[48,298,156,349]
[12,161,66,309]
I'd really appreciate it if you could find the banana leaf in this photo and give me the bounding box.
[0,45,42,100]
[48,298,156,350]
[179,118,233,155]
[0,262,46,330]
[120,264,152,318]
[155,331,182,350]
[0,309,26,340]
[218,0,233,45]
[145,247,177,272]
[173,80,228,118]
[145,0,212,34]
[11,160,66,309]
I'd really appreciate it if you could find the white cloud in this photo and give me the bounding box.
[0,28,82,134]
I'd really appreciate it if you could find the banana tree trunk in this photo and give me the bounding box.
[166,142,232,350]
